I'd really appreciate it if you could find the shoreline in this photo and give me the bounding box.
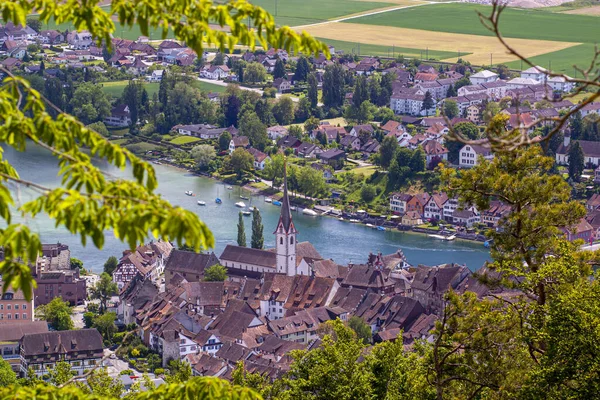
[146,156,488,247]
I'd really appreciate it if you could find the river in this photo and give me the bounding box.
[3,144,490,272]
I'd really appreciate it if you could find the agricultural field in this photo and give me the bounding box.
[335,3,600,68]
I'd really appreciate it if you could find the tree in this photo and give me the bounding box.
[446,122,479,163]
[212,52,224,66]
[26,17,42,32]
[352,75,369,108]
[289,125,303,139]
[295,97,312,123]
[570,111,583,140]
[360,184,376,203]
[237,212,246,247]
[297,166,327,197]
[239,112,269,150]
[304,116,320,134]
[294,56,310,82]
[122,80,149,130]
[93,312,117,342]
[103,256,118,276]
[0,359,16,387]
[273,58,286,79]
[568,141,585,181]
[0,0,324,305]
[244,62,267,83]
[307,72,319,109]
[409,147,426,172]
[446,83,457,97]
[272,96,295,125]
[379,135,399,169]
[86,121,109,137]
[38,297,73,331]
[348,316,372,344]
[91,272,118,313]
[443,100,459,119]
[86,368,124,398]
[70,257,83,270]
[229,148,254,179]
[251,208,264,249]
[191,144,216,170]
[483,101,501,123]
[48,361,76,386]
[83,311,95,328]
[70,82,111,124]
[496,64,511,79]
[219,131,232,151]
[165,360,192,384]
[204,264,228,282]
[264,153,285,187]
[323,63,345,109]
[421,91,434,115]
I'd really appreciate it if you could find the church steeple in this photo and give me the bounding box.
[275,160,298,276]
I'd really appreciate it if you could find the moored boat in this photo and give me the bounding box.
[303,209,318,216]
[242,210,251,216]
[272,200,282,206]
[377,226,386,231]
[265,198,272,203]
[197,200,206,206]
[185,190,193,196]
[235,202,246,208]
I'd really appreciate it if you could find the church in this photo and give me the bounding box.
[219,170,322,279]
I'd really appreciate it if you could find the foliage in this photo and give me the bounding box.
[0,358,16,387]
[70,257,83,270]
[294,57,311,82]
[191,144,217,170]
[91,272,118,313]
[239,112,269,151]
[421,91,434,114]
[251,208,264,250]
[307,73,319,109]
[103,256,119,276]
[264,153,285,188]
[237,212,247,247]
[165,360,192,384]
[273,59,286,79]
[442,100,459,119]
[86,122,110,137]
[38,297,73,331]
[446,122,479,163]
[322,63,345,109]
[219,131,233,151]
[244,62,267,83]
[360,184,376,203]
[84,367,124,398]
[378,135,399,169]
[83,311,95,329]
[568,141,584,181]
[70,82,111,125]
[272,97,295,126]
[93,312,118,342]
[229,148,255,179]
[48,361,76,386]
[204,264,228,282]
[347,316,371,344]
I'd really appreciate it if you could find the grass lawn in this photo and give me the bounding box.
[348,4,599,43]
[190,80,228,93]
[315,37,461,60]
[170,136,202,145]
[100,81,160,99]
[125,142,160,154]
[246,0,396,27]
[110,138,129,145]
[343,165,378,178]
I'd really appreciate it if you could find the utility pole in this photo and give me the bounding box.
[426,47,428,59]
[393,44,395,58]
[490,53,492,67]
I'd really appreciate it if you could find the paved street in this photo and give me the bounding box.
[197,77,301,102]
[103,349,142,378]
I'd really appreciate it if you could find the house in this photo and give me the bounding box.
[422,140,448,166]
[267,125,288,140]
[390,90,433,116]
[482,201,511,228]
[128,57,149,76]
[276,135,301,151]
[39,30,64,45]
[229,136,250,154]
[297,142,322,158]
[507,113,535,133]
[104,104,132,127]
[390,193,412,214]
[521,65,546,82]
[466,104,481,124]
[269,307,346,344]
[562,218,594,242]
[578,102,600,117]
[118,277,159,325]
[402,211,423,226]
[361,139,380,154]
[33,270,86,306]
[272,78,291,93]
[67,30,93,49]
[247,148,270,170]
[349,124,374,137]
[146,69,164,82]
[317,149,345,170]
[0,288,34,323]
[469,70,498,85]
[113,241,173,290]
[410,264,469,314]
[20,329,104,377]
[452,209,480,227]
[555,135,600,167]
[406,193,431,216]
[0,322,47,373]
[458,144,494,168]
[423,193,448,221]
[202,65,230,80]
[0,57,21,70]
[339,135,361,151]
[164,250,220,283]
[311,163,334,183]
[414,72,438,83]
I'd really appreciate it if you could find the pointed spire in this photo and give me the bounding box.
[275,158,296,234]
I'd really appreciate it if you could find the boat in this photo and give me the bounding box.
[197,200,206,206]
[377,226,386,231]
[349,219,360,223]
[338,217,344,221]
[428,234,456,241]
[226,186,233,190]
[240,195,250,200]
[290,206,297,211]
[366,223,374,228]
[235,201,246,208]
[185,190,193,196]
[215,198,222,204]
[242,210,252,216]
[272,200,282,206]
[249,206,258,212]
[265,198,272,203]
[303,209,318,216]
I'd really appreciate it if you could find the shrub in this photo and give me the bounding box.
[130,348,140,357]
[120,369,133,376]
[154,368,165,375]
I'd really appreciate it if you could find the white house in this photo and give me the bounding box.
[521,66,547,82]
[580,102,600,117]
[555,135,600,167]
[104,104,131,127]
[506,77,540,89]
[67,30,93,49]
[390,193,412,214]
[267,125,288,140]
[202,65,230,80]
[390,91,434,116]
[469,70,498,85]
[423,193,448,221]
[247,148,270,170]
[459,144,494,168]
[146,69,164,82]
[547,76,574,93]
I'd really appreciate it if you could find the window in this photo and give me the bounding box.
[7,314,11,319]
[0,314,3,319]
[280,237,283,245]
[290,237,294,245]
[22,304,26,310]
[23,313,27,319]
[6,305,9,310]
[14,305,18,310]
[14,313,18,319]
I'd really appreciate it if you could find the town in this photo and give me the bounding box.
[1,13,600,397]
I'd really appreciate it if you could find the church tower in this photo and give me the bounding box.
[274,163,298,276]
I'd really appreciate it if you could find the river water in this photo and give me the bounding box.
[3,145,490,272]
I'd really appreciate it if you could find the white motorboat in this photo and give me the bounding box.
[227,186,233,190]
[249,206,258,212]
[185,191,193,196]
[242,210,251,216]
[366,223,374,228]
[265,198,272,203]
[290,206,297,211]
[349,219,360,223]
[338,217,344,221]
[302,209,318,216]
[235,202,246,208]
[197,200,206,206]
[428,234,456,241]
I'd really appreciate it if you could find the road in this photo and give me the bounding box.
[103,349,142,378]
[197,77,300,102]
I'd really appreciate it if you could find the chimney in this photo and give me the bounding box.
[564,134,571,148]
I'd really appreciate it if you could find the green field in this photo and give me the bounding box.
[348,4,600,43]
[170,136,202,145]
[100,80,226,99]
[247,0,396,27]
[315,37,465,60]
[505,43,598,74]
